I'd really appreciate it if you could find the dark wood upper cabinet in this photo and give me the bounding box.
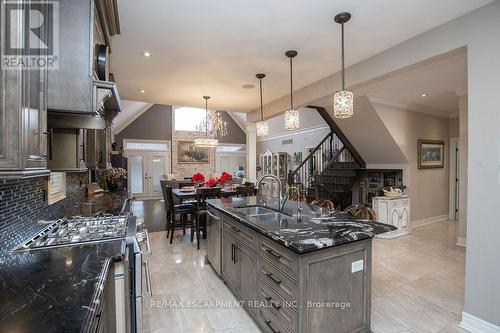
[47,0,121,116]
[0,0,49,178]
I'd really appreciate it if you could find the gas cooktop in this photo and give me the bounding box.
[14,213,129,251]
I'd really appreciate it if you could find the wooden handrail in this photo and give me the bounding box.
[307,105,366,168]
[291,132,332,176]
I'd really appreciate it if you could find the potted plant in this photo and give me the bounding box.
[97,168,127,191]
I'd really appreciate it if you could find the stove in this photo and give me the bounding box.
[14,213,129,251]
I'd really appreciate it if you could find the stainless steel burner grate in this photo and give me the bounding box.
[14,213,129,251]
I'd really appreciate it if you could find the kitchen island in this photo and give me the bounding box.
[206,196,395,333]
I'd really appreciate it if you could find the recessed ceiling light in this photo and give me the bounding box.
[242,84,255,89]
[421,94,427,97]
[142,51,151,57]
[139,89,145,93]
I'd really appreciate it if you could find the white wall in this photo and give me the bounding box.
[256,127,330,169]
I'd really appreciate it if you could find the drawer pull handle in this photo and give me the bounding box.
[266,248,282,259]
[266,272,282,285]
[272,302,282,311]
[265,320,281,333]
[231,226,240,233]
[262,292,272,301]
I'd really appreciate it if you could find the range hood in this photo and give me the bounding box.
[94,79,122,117]
[48,80,122,129]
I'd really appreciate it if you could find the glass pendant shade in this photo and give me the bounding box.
[284,109,299,130]
[333,90,354,119]
[194,137,218,148]
[256,121,269,137]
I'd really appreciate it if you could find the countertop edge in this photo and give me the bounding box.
[206,202,374,254]
[82,258,111,332]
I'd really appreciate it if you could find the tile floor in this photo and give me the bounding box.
[142,219,467,333]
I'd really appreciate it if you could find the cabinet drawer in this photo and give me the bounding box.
[258,257,298,303]
[258,278,298,333]
[258,236,298,280]
[389,199,409,207]
[258,306,293,333]
[223,216,258,251]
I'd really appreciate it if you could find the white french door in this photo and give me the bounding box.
[128,151,170,199]
[124,140,171,199]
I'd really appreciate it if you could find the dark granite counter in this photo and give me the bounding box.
[0,191,130,333]
[207,196,396,253]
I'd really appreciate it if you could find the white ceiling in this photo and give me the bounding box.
[111,0,490,113]
[358,51,467,117]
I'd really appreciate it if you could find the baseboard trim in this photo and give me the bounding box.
[411,214,449,229]
[456,236,467,247]
[460,311,500,333]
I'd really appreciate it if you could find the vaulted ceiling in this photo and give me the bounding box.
[111,0,490,112]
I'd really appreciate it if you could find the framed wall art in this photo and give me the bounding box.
[418,139,444,169]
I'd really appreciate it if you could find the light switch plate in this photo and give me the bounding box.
[351,259,364,273]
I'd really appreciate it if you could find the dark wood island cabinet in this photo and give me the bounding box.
[207,196,395,333]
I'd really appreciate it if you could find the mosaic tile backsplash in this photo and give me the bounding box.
[0,172,89,256]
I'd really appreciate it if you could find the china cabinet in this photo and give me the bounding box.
[258,150,289,197]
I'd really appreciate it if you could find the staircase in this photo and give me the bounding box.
[291,106,365,209]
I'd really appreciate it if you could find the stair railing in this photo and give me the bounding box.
[307,105,366,168]
[291,132,344,190]
[290,105,365,193]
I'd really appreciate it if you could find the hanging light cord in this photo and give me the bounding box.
[205,97,209,137]
[289,56,294,109]
[341,22,345,90]
[259,77,264,121]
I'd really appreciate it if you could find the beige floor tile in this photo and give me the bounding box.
[144,219,465,333]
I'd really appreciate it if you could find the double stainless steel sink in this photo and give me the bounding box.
[234,206,291,222]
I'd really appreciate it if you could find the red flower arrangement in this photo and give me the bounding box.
[191,172,205,185]
[206,177,218,187]
[218,172,233,185]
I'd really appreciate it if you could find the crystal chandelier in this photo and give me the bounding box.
[285,50,299,130]
[195,96,227,138]
[333,12,354,119]
[195,96,219,148]
[255,73,269,137]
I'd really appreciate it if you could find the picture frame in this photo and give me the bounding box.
[418,139,444,169]
[177,140,210,164]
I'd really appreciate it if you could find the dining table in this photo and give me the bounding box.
[172,187,239,203]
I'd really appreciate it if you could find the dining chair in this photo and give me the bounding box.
[160,180,196,244]
[193,187,221,250]
[344,204,377,221]
[311,199,335,210]
[230,178,243,185]
[236,185,255,197]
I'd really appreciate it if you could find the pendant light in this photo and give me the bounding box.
[333,12,354,119]
[284,50,299,130]
[255,73,269,137]
[194,96,219,147]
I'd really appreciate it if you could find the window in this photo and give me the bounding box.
[174,106,206,132]
[124,140,170,151]
[47,172,66,205]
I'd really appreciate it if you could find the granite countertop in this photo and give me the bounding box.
[0,191,130,333]
[207,196,396,253]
